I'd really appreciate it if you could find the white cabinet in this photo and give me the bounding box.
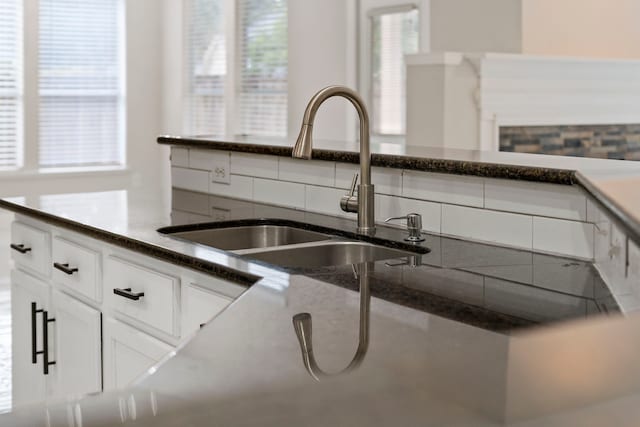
[52,236,101,303]
[9,215,247,402]
[11,269,48,406]
[102,318,173,391]
[50,289,102,398]
[10,221,51,278]
[105,255,180,337]
[182,283,233,335]
[11,270,102,406]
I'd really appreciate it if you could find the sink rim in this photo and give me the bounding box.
[158,218,431,255]
[164,224,333,252]
[242,240,418,268]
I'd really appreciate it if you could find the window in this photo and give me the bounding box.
[38,0,124,168]
[237,0,287,137]
[369,6,419,136]
[0,0,124,172]
[185,0,226,135]
[0,0,22,169]
[184,0,288,137]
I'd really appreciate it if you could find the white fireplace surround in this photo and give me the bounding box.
[406,52,640,151]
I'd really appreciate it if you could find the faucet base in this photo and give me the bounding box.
[357,184,375,233]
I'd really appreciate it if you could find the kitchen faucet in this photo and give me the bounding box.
[293,86,375,234]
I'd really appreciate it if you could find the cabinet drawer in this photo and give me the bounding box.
[105,256,179,336]
[52,237,101,302]
[10,221,51,277]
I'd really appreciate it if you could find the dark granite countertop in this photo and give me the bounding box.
[2,188,639,426]
[158,134,640,247]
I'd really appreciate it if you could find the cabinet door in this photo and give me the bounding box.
[11,270,48,407]
[103,317,173,391]
[182,283,233,336]
[49,289,102,398]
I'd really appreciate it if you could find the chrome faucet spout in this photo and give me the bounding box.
[293,86,375,233]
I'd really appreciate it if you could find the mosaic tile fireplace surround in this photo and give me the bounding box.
[500,124,640,160]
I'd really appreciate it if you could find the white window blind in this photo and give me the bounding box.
[237,0,287,137]
[371,7,418,135]
[185,0,226,136]
[0,0,22,169]
[39,0,123,168]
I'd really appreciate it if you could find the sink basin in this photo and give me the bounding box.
[245,241,414,268]
[166,225,332,251]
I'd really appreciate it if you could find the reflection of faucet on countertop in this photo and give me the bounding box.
[293,86,375,235]
[292,262,372,381]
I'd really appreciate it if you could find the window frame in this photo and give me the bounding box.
[183,0,288,137]
[5,0,127,173]
[358,0,428,142]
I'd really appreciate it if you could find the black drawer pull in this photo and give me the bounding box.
[114,288,145,301]
[42,310,56,375]
[31,302,43,364]
[11,244,32,254]
[53,262,79,275]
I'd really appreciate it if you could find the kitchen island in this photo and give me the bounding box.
[2,139,640,426]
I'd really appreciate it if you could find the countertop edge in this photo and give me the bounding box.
[0,199,260,287]
[157,136,577,185]
[574,171,640,246]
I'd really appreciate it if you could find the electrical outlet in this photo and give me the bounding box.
[210,153,231,184]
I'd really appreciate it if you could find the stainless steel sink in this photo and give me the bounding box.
[244,241,413,268]
[168,225,332,251]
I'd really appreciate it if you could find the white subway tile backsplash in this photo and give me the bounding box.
[171,188,210,215]
[170,147,189,167]
[171,167,209,193]
[335,164,402,195]
[372,167,402,196]
[279,158,335,186]
[628,239,640,283]
[305,185,351,217]
[230,153,279,179]
[376,195,441,233]
[442,205,533,249]
[403,171,484,207]
[170,152,634,264]
[209,174,253,200]
[586,198,606,223]
[533,217,594,259]
[254,178,305,209]
[188,149,230,172]
[335,163,359,189]
[485,180,586,221]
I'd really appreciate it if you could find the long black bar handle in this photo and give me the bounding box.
[11,244,32,254]
[31,302,44,364]
[42,310,56,375]
[113,288,145,301]
[53,262,78,275]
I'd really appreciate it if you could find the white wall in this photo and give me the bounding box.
[429,0,522,53]
[406,53,479,149]
[523,0,640,59]
[287,0,358,142]
[126,0,171,200]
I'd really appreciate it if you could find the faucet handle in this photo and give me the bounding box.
[384,213,425,242]
[340,173,359,213]
[347,173,358,197]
